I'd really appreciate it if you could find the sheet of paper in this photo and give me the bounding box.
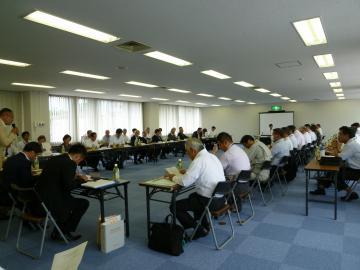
[51,241,87,270]
[147,178,175,187]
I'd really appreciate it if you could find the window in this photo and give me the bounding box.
[159,105,202,135]
[49,96,143,143]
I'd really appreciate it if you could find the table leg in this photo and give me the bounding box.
[334,173,337,220]
[171,191,177,226]
[146,186,151,240]
[305,170,309,216]
[124,184,130,237]
[100,190,105,223]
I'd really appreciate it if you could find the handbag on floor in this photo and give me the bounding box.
[148,214,185,256]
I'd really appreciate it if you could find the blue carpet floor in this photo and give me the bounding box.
[1,156,360,270]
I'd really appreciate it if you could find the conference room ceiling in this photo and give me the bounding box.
[1,0,360,107]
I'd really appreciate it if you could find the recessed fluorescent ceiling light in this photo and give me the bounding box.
[168,88,191,93]
[144,51,192,66]
[281,97,291,100]
[0,58,31,67]
[323,72,339,80]
[119,94,141,98]
[254,88,271,93]
[218,97,231,100]
[313,54,335,68]
[176,100,190,103]
[197,93,214,97]
[235,100,245,103]
[195,103,207,105]
[61,70,109,80]
[234,81,254,87]
[11,82,54,88]
[289,100,297,102]
[333,88,343,93]
[201,70,231,79]
[247,102,256,105]
[338,97,345,100]
[270,93,282,97]
[24,11,119,43]
[211,104,221,107]
[293,17,327,46]
[336,93,344,97]
[74,89,104,94]
[329,82,341,87]
[125,81,158,88]
[151,97,168,101]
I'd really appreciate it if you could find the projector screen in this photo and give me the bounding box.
[259,112,294,136]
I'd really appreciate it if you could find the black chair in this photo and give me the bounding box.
[231,170,254,225]
[189,181,235,250]
[270,156,290,196]
[250,161,273,205]
[11,184,68,259]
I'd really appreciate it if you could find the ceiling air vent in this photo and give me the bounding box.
[275,60,302,68]
[115,41,151,52]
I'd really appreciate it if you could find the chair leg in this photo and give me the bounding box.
[208,209,234,250]
[236,194,255,225]
[3,201,16,241]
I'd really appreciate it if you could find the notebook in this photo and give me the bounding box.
[145,178,176,188]
[165,167,181,177]
[81,179,115,189]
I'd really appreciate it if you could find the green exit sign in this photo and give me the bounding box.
[271,105,282,111]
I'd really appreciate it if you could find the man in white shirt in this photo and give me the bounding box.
[166,138,225,239]
[212,132,250,178]
[311,126,360,201]
[351,123,360,144]
[0,108,19,170]
[109,129,125,146]
[316,124,323,137]
[287,126,299,150]
[122,129,130,144]
[81,130,92,144]
[271,128,290,166]
[282,127,294,151]
[102,130,111,146]
[294,126,306,149]
[241,135,272,182]
[84,132,100,149]
[207,126,217,138]
[300,127,312,145]
[17,131,30,152]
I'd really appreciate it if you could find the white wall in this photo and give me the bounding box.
[201,99,360,142]
[0,90,23,129]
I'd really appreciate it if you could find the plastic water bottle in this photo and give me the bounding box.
[176,159,183,170]
[112,163,120,181]
[320,144,325,157]
[315,146,321,161]
[61,145,65,153]
[33,158,40,170]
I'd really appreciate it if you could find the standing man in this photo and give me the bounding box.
[0,108,19,170]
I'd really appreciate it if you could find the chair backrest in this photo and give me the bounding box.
[279,156,289,167]
[212,181,233,197]
[236,170,252,182]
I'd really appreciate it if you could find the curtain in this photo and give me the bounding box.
[159,105,202,135]
[49,96,143,143]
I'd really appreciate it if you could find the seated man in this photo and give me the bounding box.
[36,144,89,241]
[2,142,44,217]
[167,138,225,239]
[83,132,100,171]
[37,135,52,155]
[60,134,72,153]
[17,131,30,153]
[271,128,290,175]
[130,130,145,164]
[311,126,360,201]
[240,135,272,182]
[101,130,111,147]
[152,129,166,159]
[167,127,180,156]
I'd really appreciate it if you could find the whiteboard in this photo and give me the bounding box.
[259,112,294,136]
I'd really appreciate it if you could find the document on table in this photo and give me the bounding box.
[51,241,87,270]
[81,179,115,189]
[146,178,176,188]
[165,167,181,177]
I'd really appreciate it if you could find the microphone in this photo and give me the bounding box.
[12,124,16,128]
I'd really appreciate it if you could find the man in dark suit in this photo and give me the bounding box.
[152,129,167,159]
[36,143,89,241]
[130,130,145,164]
[3,142,43,189]
[2,142,43,218]
[192,128,203,139]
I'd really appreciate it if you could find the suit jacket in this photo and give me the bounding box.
[177,132,188,140]
[167,133,178,141]
[35,154,78,222]
[192,131,202,139]
[0,119,17,169]
[151,134,163,143]
[2,152,35,189]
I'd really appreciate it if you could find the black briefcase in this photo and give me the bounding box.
[148,215,185,256]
